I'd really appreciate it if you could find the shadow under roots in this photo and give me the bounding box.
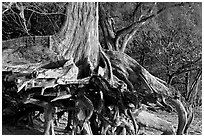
[2,115,43,135]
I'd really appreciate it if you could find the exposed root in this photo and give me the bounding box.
[105,50,190,134]
[97,45,113,83]
[166,98,187,135]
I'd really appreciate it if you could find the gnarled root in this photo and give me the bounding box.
[166,98,188,135]
[182,98,194,134]
[43,104,55,135]
[184,109,194,134]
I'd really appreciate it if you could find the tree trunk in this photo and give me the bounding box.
[52,3,99,67]
[2,2,100,78]
[99,4,117,51]
[50,2,99,78]
[2,2,193,135]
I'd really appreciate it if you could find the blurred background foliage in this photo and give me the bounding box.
[2,2,202,107]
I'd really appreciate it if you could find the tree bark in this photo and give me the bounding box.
[100,2,190,53]
[2,2,193,135]
[99,3,148,52]
[99,4,117,51]
[105,50,188,134]
[2,2,100,78]
[50,2,99,78]
[187,69,201,103]
[52,3,99,66]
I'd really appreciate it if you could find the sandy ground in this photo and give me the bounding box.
[2,106,202,135]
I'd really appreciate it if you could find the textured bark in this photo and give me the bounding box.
[99,3,189,53]
[105,50,170,94]
[165,98,187,135]
[99,3,147,52]
[99,4,117,51]
[2,2,99,78]
[52,3,99,67]
[2,2,193,135]
[187,69,201,102]
[105,50,189,134]
[180,96,194,135]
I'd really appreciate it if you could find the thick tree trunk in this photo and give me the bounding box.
[2,2,100,78]
[2,2,193,135]
[50,2,100,78]
[51,3,99,68]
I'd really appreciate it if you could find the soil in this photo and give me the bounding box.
[1,106,202,135]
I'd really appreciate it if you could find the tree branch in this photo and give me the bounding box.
[120,27,139,52]
[187,69,202,101]
[132,3,142,22]
[173,67,200,78]
[175,57,201,74]
[2,2,15,14]
[115,2,189,52]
